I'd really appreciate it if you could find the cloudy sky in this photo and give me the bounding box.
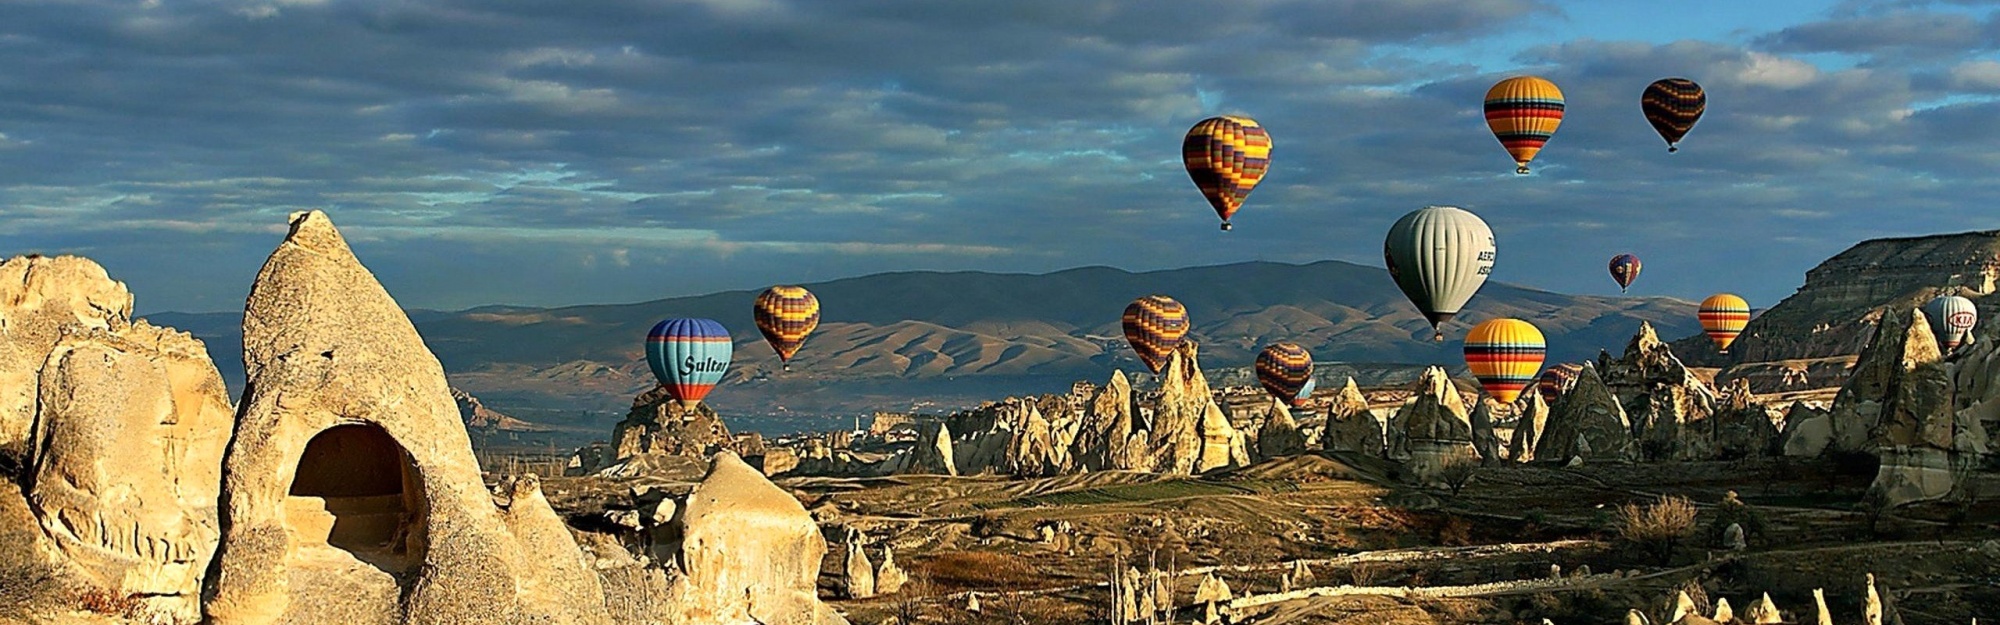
[3,0,1998,314]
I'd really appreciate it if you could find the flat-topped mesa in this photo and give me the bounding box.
[1674,230,2000,366]
[1387,366,1476,481]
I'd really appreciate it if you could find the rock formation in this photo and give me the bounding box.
[451,387,548,433]
[1538,366,1634,462]
[3,255,233,622]
[657,452,849,624]
[1386,367,1477,480]
[593,386,737,478]
[904,421,958,476]
[875,545,908,595]
[1507,389,1550,462]
[1602,322,1721,461]
[843,539,876,599]
[1321,378,1385,456]
[204,211,613,625]
[1781,403,1834,457]
[1710,379,1784,459]
[1469,397,1502,464]
[1824,307,1990,505]
[1256,400,1308,459]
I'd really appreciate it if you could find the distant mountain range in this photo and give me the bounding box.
[144,260,1700,423]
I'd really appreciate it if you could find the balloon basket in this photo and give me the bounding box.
[1220,222,1232,231]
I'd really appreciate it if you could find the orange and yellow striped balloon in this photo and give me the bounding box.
[1463,318,1546,404]
[1122,295,1190,373]
[1699,293,1750,353]
[1484,76,1564,174]
[1183,116,1272,231]
[753,285,820,370]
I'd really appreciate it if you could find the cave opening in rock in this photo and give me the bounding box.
[285,423,426,573]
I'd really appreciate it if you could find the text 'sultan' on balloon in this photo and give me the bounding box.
[1699,294,1751,354]
[646,318,733,410]
[1923,294,1978,352]
[1183,116,1272,231]
[1122,295,1190,373]
[1609,254,1642,293]
[1642,78,1706,153]
[1464,318,1546,405]
[1484,76,1565,174]
[1384,205,1496,341]
[753,285,820,370]
[1255,342,1315,407]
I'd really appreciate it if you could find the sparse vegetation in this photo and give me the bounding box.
[918,551,1042,589]
[1438,458,1477,496]
[1708,490,1768,544]
[1616,495,1698,566]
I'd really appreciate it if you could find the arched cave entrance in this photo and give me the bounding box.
[285,423,426,573]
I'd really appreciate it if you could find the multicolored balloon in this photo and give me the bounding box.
[1384,205,1496,341]
[1699,294,1751,354]
[1183,116,1272,231]
[1464,319,1546,404]
[1255,342,1315,407]
[753,285,820,371]
[1295,377,1318,406]
[1484,76,1565,174]
[646,318,733,410]
[1122,295,1190,373]
[1537,363,1584,399]
[1642,78,1706,153]
[1609,254,1642,293]
[1923,294,1977,352]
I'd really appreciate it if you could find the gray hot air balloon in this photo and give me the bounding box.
[1923,294,1977,352]
[1384,205,1496,341]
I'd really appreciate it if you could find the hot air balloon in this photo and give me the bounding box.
[1295,377,1318,406]
[1464,319,1546,404]
[1923,294,1978,351]
[1484,76,1565,174]
[1384,206,1496,341]
[1122,295,1190,373]
[1537,363,1584,399]
[753,285,820,371]
[1699,294,1750,354]
[1183,116,1272,231]
[646,318,733,410]
[1641,78,1705,153]
[1255,342,1315,407]
[1609,254,1642,293]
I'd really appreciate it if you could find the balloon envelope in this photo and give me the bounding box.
[1699,294,1751,353]
[1923,294,1978,351]
[1537,363,1584,400]
[1384,205,1496,341]
[1256,342,1315,407]
[1484,76,1565,174]
[1122,295,1190,373]
[754,285,820,368]
[1464,319,1546,404]
[1183,116,1272,230]
[647,318,733,409]
[1642,78,1706,152]
[1609,254,1642,292]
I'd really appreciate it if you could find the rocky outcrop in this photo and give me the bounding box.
[1387,367,1477,480]
[904,421,958,476]
[1538,366,1634,462]
[1710,379,1784,459]
[1781,403,1834,457]
[204,211,612,625]
[1469,398,1502,464]
[875,546,908,595]
[1321,378,1385,456]
[5,254,232,623]
[451,387,548,433]
[842,538,875,599]
[659,452,849,624]
[1256,400,1308,459]
[1151,343,1251,474]
[1507,389,1550,462]
[1603,322,1721,461]
[1824,307,1990,506]
[597,387,735,478]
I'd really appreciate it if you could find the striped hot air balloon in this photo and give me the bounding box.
[753,285,820,370]
[1183,116,1272,231]
[1464,319,1546,404]
[1484,76,1565,174]
[1122,295,1190,373]
[1923,294,1977,352]
[1384,206,1496,341]
[1255,342,1315,407]
[1641,78,1706,153]
[1536,363,1585,400]
[646,318,733,410]
[1609,254,1641,292]
[1699,294,1751,354]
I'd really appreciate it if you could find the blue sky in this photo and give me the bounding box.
[4,0,2000,314]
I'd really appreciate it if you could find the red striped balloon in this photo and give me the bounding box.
[1464,318,1546,404]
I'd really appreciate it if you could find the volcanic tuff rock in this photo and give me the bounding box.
[451,387,548,433]
[205,211,610,625]
[1256,400,1308,459]
[1781,402,1834,457]
[658,452,849,624]
[1603,322,1722,461]
[1321,378,1386,456]
[1507,389,1550,462]
[1831,307,1992,505]
[1538,365,1635,462]
[1675,231,2000,367]
[1387,367,1477,480]
[3,255,232,622]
